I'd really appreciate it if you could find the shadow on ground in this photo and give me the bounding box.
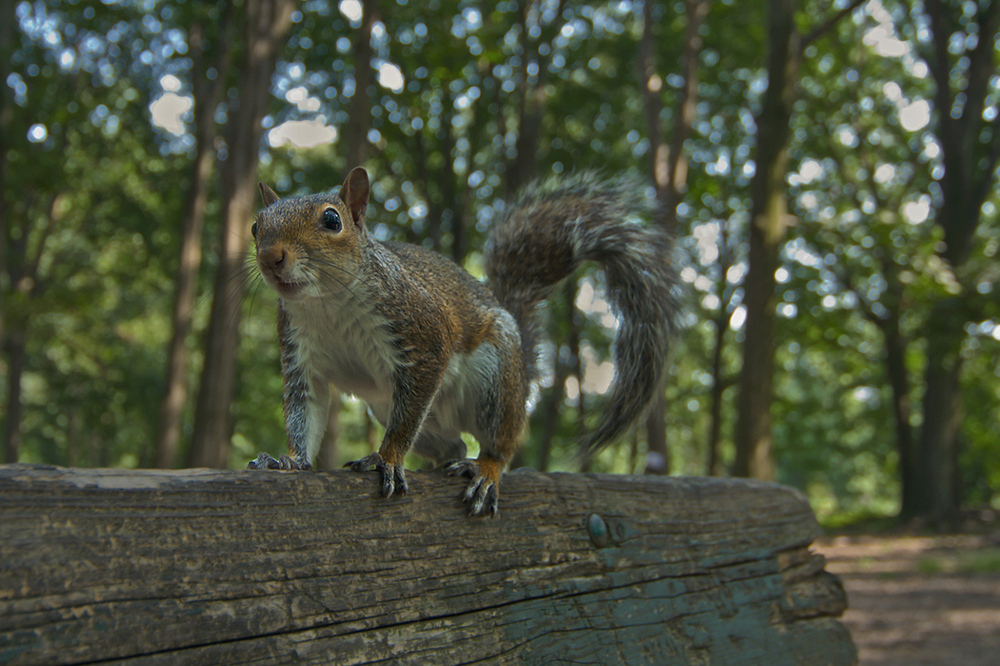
[816,534,1000,666]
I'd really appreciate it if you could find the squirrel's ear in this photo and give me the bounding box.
[340,167,370,227]
[258,182,280,208]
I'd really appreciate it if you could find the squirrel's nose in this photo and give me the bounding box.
[259,246,287,274]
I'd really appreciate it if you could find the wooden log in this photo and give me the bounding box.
[0,464,856,665]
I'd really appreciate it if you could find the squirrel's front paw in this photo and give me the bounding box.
[247,453,312,471]
[345,452,408,498]
[446,459,500,518]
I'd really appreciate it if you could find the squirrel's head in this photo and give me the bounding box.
[252,167,371,301]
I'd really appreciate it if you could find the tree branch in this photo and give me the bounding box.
[923,0,959,180]
[800,0,868,51]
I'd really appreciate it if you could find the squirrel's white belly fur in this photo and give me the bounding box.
[433,341,500,439]
[283,289,401,408]
[434,307,519,440]
[282,287,503,443]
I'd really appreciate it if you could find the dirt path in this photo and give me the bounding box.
[815,534,1000,666]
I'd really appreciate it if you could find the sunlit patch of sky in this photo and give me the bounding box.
[575,279,617,330]
[969,320,1000,341]
[873,163,895,184]
[903,196,931,224]
[151,0,403,145]
[452,7,482,38]
[27,123,48,143]
[788,159,823,187]
[377,61,404,93]
[865,0,912,58]
[730,305,746,331]
[692,222,721,265]
[865,0,931,132]
[338,0,362,23]
[263,82,340,146]
[148,74,190,136]
[579,345,615,396]
[268,119,337,149]
[548,278,619,398]
[286,86,321,112]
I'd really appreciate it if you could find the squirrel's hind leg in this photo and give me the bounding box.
[445,369,526,517]
[444,311,526,517]
[412,421,467,464]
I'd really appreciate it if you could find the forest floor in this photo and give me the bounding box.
[815,523,1000,666]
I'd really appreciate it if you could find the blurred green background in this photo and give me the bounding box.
[2,0,998,527]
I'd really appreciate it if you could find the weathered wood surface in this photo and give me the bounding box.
[0,464,856,665]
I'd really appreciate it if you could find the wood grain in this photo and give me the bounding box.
[0,464,856,665]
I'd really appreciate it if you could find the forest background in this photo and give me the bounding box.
[2,0,998,527]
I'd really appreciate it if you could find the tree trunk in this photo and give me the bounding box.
[452,185,468,265]
[706,310,731,476]
[662,0,706,215]
[883,322,919,517]
[733,231,780,481]
[919,348,963,525]
[425,92,456,255]
[535,353,569,472]
[509,2,541,195]
[643,400,669,475]
[706,221,735,477]
[638,0,706,476]
[317,389,340,471]
[439,95,462,260]
[505,0,565,195]
[2,187,58,464]
[526,285,573,472]
[188,0,294,469]
[0,0,16,459]
[916,308,964,524]
[566,282,590,472]
[155,16,232,469]
[365,410,380,451]
[909,0,1000,522]
[2,331,24,463]
[0,464,856,665]
[344,0,377,169]
[733,0,799,481]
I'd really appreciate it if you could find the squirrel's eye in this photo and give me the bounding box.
[322,208,342,232]
[251,222,258,239]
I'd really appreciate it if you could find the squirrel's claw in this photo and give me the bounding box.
[247,453,312,471]
[446,460,499,518]
[345,452,408,498]
[464,476,499,517]
[381,463,408,498]
[247,453,279,470]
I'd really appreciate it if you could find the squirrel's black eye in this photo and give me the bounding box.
[251,222,258,239]
[322,208,342,232]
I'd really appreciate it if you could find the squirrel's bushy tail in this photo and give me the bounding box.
[484,172,679,454]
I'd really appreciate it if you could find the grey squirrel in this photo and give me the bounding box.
[247,167,678,516]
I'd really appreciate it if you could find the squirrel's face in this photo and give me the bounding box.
[253,168,371,301]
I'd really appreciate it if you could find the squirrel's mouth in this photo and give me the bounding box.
[258,260,310,299]
[270,277,308,299]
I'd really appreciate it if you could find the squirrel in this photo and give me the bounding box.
[247,167,678,516]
